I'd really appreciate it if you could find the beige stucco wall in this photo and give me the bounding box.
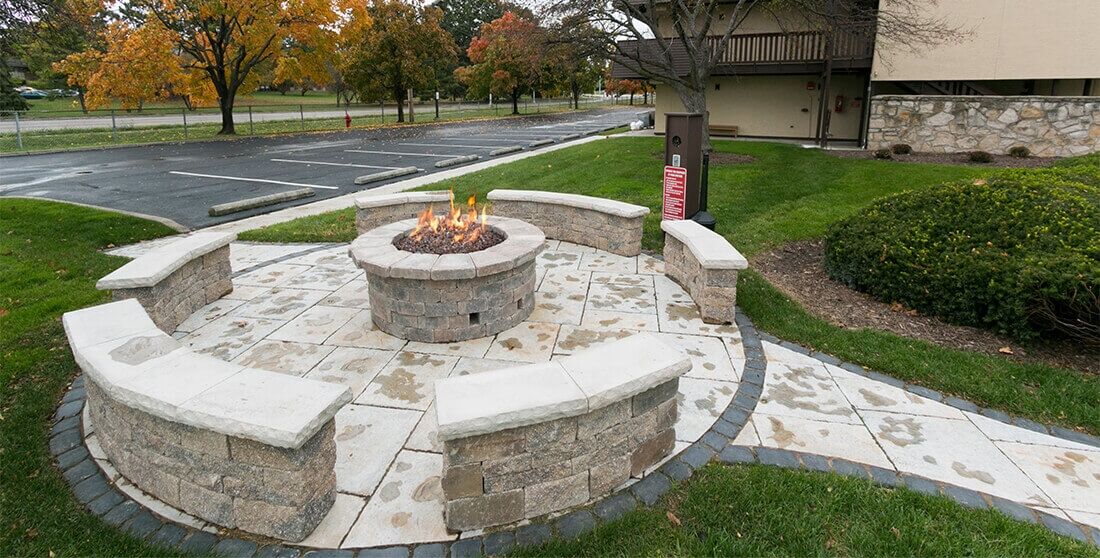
[874,0,1100,81]
[654,74,866,140]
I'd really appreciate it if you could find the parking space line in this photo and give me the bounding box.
[435,137,534,142]
[270,158,403,170]
[345,149,467,157]
[398,142,501,149]
[167,171,340,190]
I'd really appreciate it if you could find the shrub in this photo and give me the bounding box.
[824,163,1100,343]
[1008,146,1031,158]
[874,148,893,160]
[891,143,913,155]
[968,150,994,163]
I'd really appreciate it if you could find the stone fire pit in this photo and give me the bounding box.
[349,216,545,343]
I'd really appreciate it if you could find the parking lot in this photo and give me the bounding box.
[0,108,646,229]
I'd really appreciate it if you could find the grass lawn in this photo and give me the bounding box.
[0,199,179,556]
[516,464,1097,557]
[241,137,1100,435]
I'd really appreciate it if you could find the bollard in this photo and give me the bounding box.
[249,105,254,134]
[111,109,117,142]
[345,112,351,129]
[14,111,23,150]
[182,108,188,140]
[300,104,305,130]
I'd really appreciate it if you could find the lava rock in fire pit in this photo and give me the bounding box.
[394,228,504,255]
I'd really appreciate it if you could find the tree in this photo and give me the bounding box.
[0,58,29,113]
[342,0,456,123]
[457,11,544,115]
[544,16,604,109]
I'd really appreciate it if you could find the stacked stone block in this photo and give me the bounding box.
[441,379,678,531]
[85,379,337,541]
[111,245,232,332]
[368,260,536,342]
[663,234,738,324]
[868,95,1100,157]
[487,191,649,257]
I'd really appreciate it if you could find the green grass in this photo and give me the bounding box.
[0,199,178,556]
[241,137,1100,434]
[514,463,1097,557]
[21,90,357,115]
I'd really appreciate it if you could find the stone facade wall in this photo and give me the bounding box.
[868,95,1100,157]
[492,200,645,256]
[356,202,438,235]
[366,260,536,343]
[440,379,678,531]
[663,234,738,324]
[111,245,232,332]
[86,379,337,541]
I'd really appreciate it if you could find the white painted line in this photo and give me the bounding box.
[436,137,535,142]
[345,149,466,158]
[168,171,340,190]
[270,158,403,170]
[399,142,500,149]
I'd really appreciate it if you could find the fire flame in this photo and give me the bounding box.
[410,192,489,246]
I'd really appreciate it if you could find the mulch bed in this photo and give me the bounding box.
[830,150,1059,168]
[394,227,504,254]
[754,240,1098,375]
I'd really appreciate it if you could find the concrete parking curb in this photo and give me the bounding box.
[434,155,480,168]
[488,145,524,156]
[354,166,418,185]
[208,188,315,216]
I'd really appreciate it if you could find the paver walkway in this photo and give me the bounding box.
[86,239,1100,549]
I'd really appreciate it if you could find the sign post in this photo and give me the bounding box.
[662,166,687,220]
[662,113,715,229]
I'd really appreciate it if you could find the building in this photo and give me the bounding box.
[611,0,1100,156]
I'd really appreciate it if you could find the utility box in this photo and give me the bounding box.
[664,113,705,220]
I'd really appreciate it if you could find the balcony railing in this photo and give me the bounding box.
[612,29,874,79]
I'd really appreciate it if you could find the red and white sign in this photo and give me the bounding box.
[662,165,688,220]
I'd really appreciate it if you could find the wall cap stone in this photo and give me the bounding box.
[661,220,748,270]
[435,333,690,440]
[354,190,452,210]
[487,189,650,218]
[96,232,235,290]
[63,299,351,448]
[872,94,1100,102]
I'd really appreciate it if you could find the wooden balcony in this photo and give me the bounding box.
[611,29,874,79]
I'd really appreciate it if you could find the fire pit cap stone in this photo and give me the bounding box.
[488,189,650,218]
[354,190,452,210]
[350,216,545,280]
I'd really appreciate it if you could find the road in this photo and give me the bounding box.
[0,99,589,133]
[1,107,647,229]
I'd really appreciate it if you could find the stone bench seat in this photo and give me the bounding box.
[96,231,235,332]
[354,190,453,234]
[661,219,748,324]
[63,298,351,541]
[487,189,650,256]
[434,333,690,531]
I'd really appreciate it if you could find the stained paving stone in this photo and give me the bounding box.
[830,459,871,480]
[212,538,259,557]
[72,473,109,503]
[681,443,716,468]
[257,545,302,558]
[1037,513,1089,543]
[900,475,941,497]
[594,492,637,522]
[180,531,220,554]
[631,472,672,506]
[149,523,188,549]
[56,444,89,470]
[357,547,409,558]
[483,531,515,555]
[755,447,799,469]
[942,485,988,509]
[63,458,98,485]
[717,446,755,465]
[516,523,553,547]
[448,538,482,558]
[555,510,596,540]
[661,459,692,481]
[411,543,447,558]
[87,488,125,516]
[121,510,163,539]
[49,428,82,455]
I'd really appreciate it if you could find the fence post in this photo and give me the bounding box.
[249,106,254,134]
[182,108,188,140]
[14,111,23,150]
[299,104,305,130]
[110,109,117,142]
[380,100,384,124]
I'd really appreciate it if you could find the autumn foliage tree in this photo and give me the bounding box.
[341,0,456,123]
[456,11,543,115]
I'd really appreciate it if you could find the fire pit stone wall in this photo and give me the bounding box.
[487,190,649,256]
[354,190,453,234]
[349,217,544,343]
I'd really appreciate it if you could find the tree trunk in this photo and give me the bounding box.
[571,81,580,109]
[218,94,236,135]
[629,92,634,105]
[676,85,711,152]
[394,88,405,123]
[511,87,519,115]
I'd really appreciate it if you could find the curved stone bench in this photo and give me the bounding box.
[63,298,351,541]
[354,190,453,234]
[487,190,650,256]
[96,232,235,332]
[434,333,690,531]
[661,219,748,324]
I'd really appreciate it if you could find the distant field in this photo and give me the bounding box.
[21,90,350,115]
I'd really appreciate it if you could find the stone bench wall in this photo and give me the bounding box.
[662,220,748,324]
[354,191,452,234]
[487,190,649,256]
[440,378,678,531]
[86,379,337,541]
[109,245,232,332]
[868,95,1100,157]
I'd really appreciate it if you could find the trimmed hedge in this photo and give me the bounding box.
[824,156,1100,343]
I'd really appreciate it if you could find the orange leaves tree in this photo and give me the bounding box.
[340,0,456,123]
[456,11,543,115]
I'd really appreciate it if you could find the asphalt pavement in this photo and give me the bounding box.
[1,108,648,229]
